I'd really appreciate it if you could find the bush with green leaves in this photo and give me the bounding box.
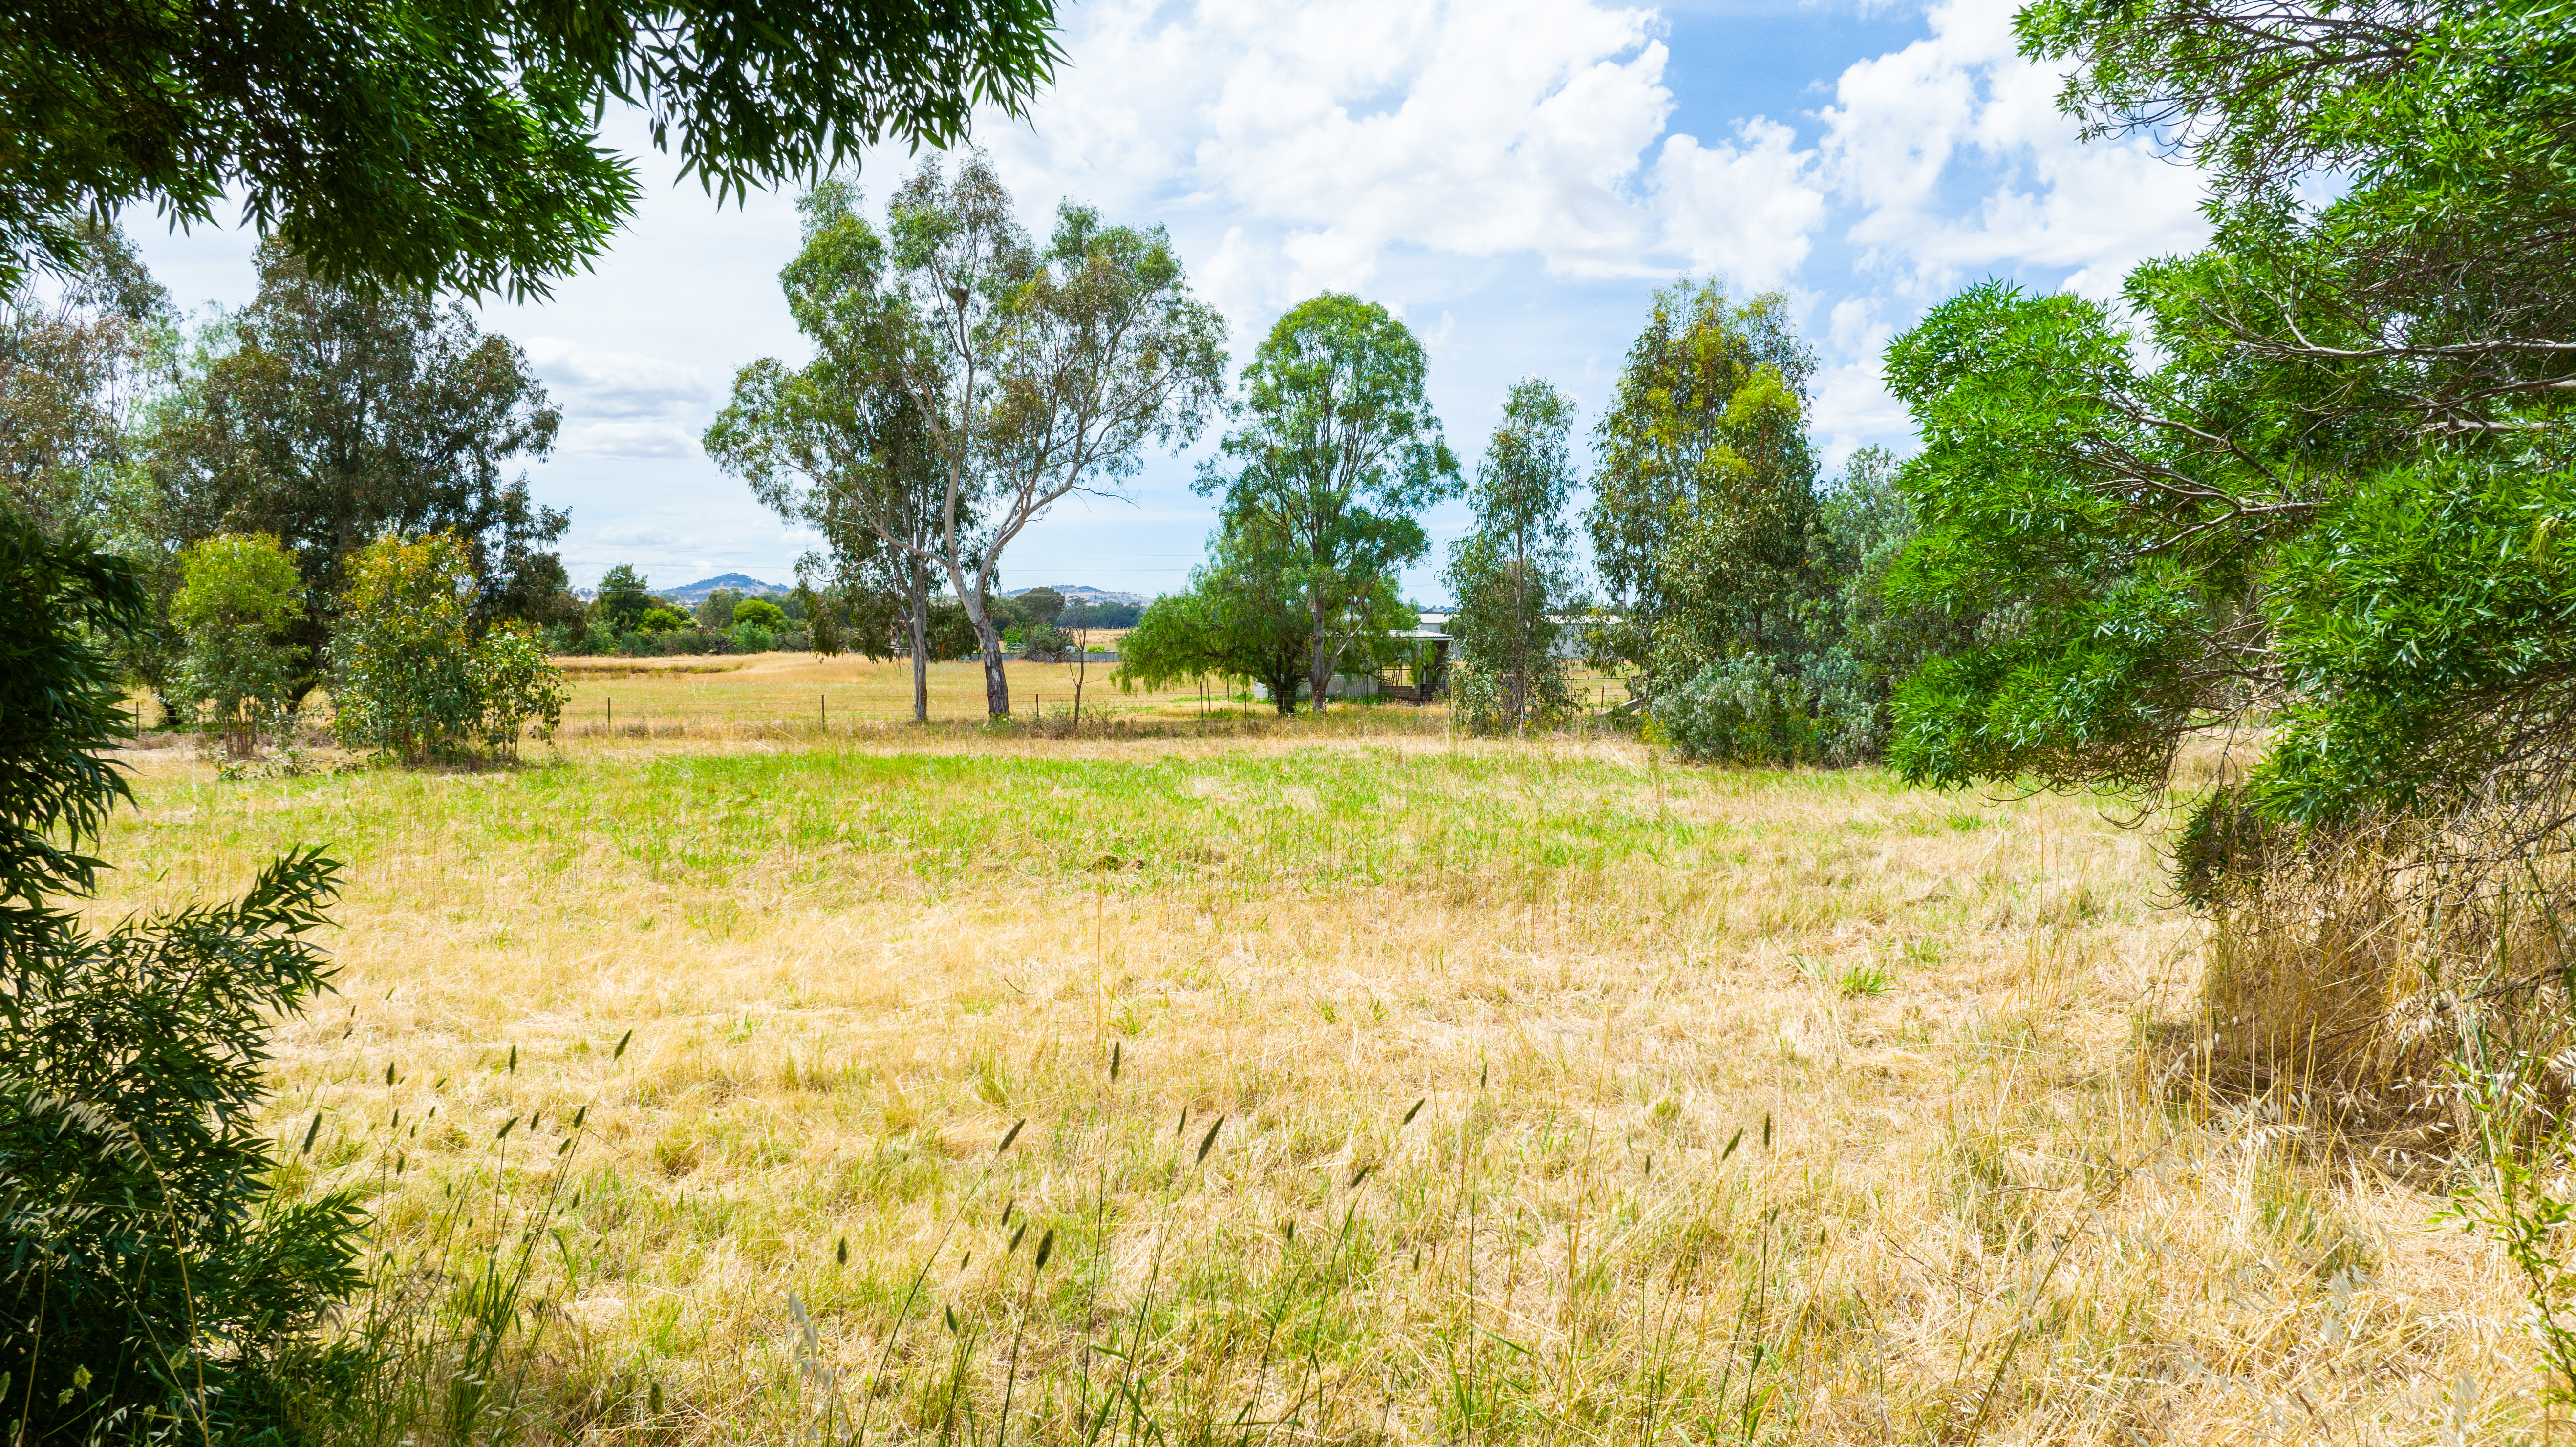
[330,532,567,763]
[472,623,569,759]
[1,506,360,1445]
[170,532,307,759]
[732,597,787,632]
[1650,654,1821,766]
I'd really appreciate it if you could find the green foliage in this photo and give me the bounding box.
[594,564,652,631]
[865,155,1228,717]
[695,588,742,630]
[1,849,356,1447]
[171,531,306,758]
[1016,586,1066,626]
[1653,654,1825,766]
[1195,293,1458,709]
[1583,286,1918,765]
[0,222,171,540]
[924,599,981,661]
[637,606,688,634]
[1884,0,2576,830]
[1806,448,1937,764]
[472,624,569,756]
[329,534,481,762]
[330,533,565,763]
[1064,597,1141,629]
[1016,623,1073,659]
[0,503,359,1446]
[1879,281,2226,793]
[0,510,144,909]
[4,0,1063,298]
[146,244,569,700]
[1587,282,1818,690]
[1120,511,1412,715]
[733,597,788,631]
[1445,379,1585,732]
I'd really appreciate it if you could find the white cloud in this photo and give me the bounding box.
[1817,0,2207,298]
[979,0,1698,323]
[595,524,685,548]
[960,0,2201,444]
[524,337,708,417]
[557,419,700,459]
[521,337,710,456]
[1813,297,1906,469]
[1652,119,1828,291]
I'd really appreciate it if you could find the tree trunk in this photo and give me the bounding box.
[980,633,1010,718]
[907,577,930,724]
[964,588,1009,719]
[945,560,1011,719]
[1072,621,1087,726]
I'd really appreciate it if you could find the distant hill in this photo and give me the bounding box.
[1013,584,1150,606]
[663,573,786,604]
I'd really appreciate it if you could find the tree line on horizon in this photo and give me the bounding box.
[707,155,1931,749]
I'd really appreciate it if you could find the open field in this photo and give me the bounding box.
[551,655,1238,733]
[93,719,2548,1443]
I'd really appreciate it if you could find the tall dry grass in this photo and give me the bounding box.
[90,724,2555,1443]
[2191,807,2576,1152]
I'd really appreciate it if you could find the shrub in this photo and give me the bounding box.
[730,621,776,654]
[1650,655,1820,766]
[637,607,688,634]
[1,507,362,1445]
[1018,623,1073,660]
[472,624,568,760]
[732,597,786,631]
[330,533,569,763]
[171,532,308,759]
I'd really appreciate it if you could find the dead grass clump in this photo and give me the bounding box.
[2190,812,2576,1156]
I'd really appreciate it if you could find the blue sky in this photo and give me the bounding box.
[131,0,2209,602]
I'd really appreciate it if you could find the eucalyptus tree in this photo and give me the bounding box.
[707,179,959,721]
[1,222,169,538]
[1587,281,1819,693]
[1445,378,1585,731]
[1117,509,1403,714]
[1196,293,1459,711]
[867,153,1227,719]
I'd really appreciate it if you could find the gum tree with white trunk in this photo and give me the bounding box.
[873,153,1226,720]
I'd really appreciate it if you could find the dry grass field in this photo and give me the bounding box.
[92,681,2554,1443]
[552,652,1238,733]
